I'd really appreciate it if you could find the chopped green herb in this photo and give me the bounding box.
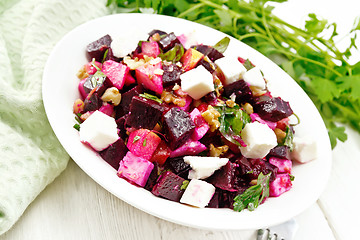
[158,44,184,62]
[213,36,230,54]
[289,174,295,181]
[102,49,109,63]
[143,138,147,146]
[283,126,294,151]
[233,173,270,212]
[243,59,254,71]
[73,123,80,131]
[133,135,141,143]
[139,93,163,104]
[181,180,189,190]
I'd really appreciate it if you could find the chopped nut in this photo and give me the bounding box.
[209,144,229,157]
[161,90,186,107]
[242,103,254,115]
[274,128,287,144]
[101,87,122,106]
[151,33,161,41]
[250,86,267,97]
[201,105,221,132]
[73,99,84,114]
[250,179,258,185]
[226,99,235,108]
[173,98,186,107]
[76,65,89,80]
[123,56,146,69]
[172,83,180,91]
[154,68,164,75]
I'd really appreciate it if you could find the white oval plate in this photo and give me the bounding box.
[42,13,332,230]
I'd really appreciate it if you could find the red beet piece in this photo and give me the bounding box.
[162,63,182,87]
[163,107,195,150]
[83,92,102,112]
[158,32,181,52]
[99,138,128,170]
[115,85,143,118]
[267,145,291,160]
[115,114,128,139]
[249,159,278,182]
[126,96,164,130]
[166,157,191,179]
[208,161,236,192]
[151,171,185,202]
[223,79,253,104]
[191,44,224,62]
[254,97,293,122]
[86,34,112,62]
[82,76,113,97]
[144,162,159,191]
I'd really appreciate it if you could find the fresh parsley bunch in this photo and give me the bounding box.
[107,0,360,148]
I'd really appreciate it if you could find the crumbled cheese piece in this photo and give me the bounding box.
[180,179,215,208]
[183,156,229,179]
[180,65,214,100]
[79,110,119,151]
[239,121,277,159]
[291,136,317,163]
[215,56,247,85]
[243,67,266,90]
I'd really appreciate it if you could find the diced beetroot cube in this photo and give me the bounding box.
[117,151,154,187]
[115,114,128,139]
[268,146,291,160]
[124,73,136,86]
[81,75,113,99]
[192,44,224,62]
[207,190,220,208]
[102,60,129,90]
[150,140,171,166]
[169,140,207,158]
[269,157,292,173]
[144,162,159,191]
[141,41,160,58]
[208,161,236,192]
[254,97,293,122]
[86,34,112,62]
[158,32,181,52]
[127,129,161,160]
[83,92,102,112]
[162,63,182,87]
[100,138,128,170]
[126,96,164,130]
[223,79,252,103]
[177,95,192,112]
[115,85,143,118]
[104,47,121,62]
[248,158,278,182]
[167,157,191,178]
[99,103,114,116]
[163,107,195,150]
[269,173,292,197]
[151,171,185,202]
[189,108,209,140]
[135,61,163,94]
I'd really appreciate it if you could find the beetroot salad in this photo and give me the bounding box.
[72,29,308,212]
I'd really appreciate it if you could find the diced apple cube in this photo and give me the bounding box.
[135,60,163,94]
[291,136,317,163]
[269,173,292,197]
[117,151,154,187]
[183,156,229,180]
[243,66,266,90]
[79,110,119,151]
[215,56,247,85]
[127,129,161,160]
[180,65,214,100]
[102,60,129,90]
[181,48,204,71]
[169,140,207,158]
[141,41,160,58]
[180,179,215,208]
[239,122,277,159]
[189,108,209,140]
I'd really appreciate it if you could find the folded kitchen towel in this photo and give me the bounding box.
[0,0,109,235]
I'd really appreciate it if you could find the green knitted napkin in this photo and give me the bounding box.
[0,0,108,235]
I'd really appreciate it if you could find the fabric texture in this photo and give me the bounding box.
[0,0,109,235]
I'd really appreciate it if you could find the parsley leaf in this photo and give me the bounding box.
[233,173,271,212]
[139,93,163,104]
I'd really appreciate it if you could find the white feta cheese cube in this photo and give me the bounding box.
[291,136,317,163]
[242,67,266,90]
[79,110,119,151]
[180,65,214,100]
[111,32,147,58]
[183,156,229,179]
[180,179,215,208]
[214,56,247,85]
[239,121,277,159]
